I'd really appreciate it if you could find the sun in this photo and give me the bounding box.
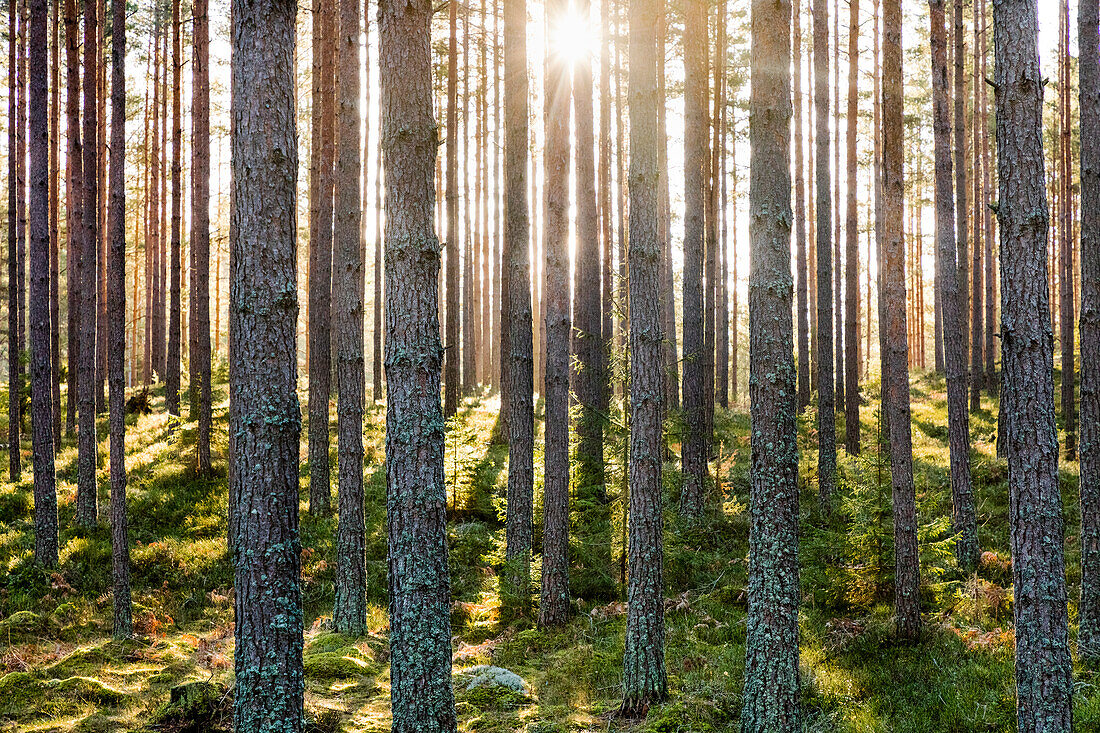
[549,7,600,64]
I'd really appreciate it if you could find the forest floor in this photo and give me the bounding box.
[2,368,1100,732]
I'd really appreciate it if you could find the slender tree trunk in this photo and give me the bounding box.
[657,0,677,411]
[28,0,57,568]
[982,0,995,390]
[75,0,100,527]
[970,2,983,410]
[229,4,304,729]
[308,0,335,514]
[993,0,1073,725]
[740,0,800,727]
[953,0,969,383]
[814,0,835,506]
[8,0,21,483]
[63,0,80,435]
[502,0,534,617]
[461,2,473,394]
[703,5,716,447]
[379,0,458,725]
[1078,0,1100,663]
[540,0,572,627]
[48,0,60,446]
[444,0,459,417]
[191,0,212,473]
[680,0,708,518]
[843,0,859,454]
[106,0,130,637]
[930,0,978,570]
[833,0,843,417]
[1059,0,1076,461]
[882,0,920,640]
[620,0,667,710]
[717,8,730,410]
[333,0,366,636]
[165,0,182,419]
[794,0,810,409]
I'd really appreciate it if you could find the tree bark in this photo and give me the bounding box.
[107,0,131,637]
[794,0,810,410]
[191,0,212,474]
[540,0,572,627]
[63,0,80,435]
[1079,0,1100,663]
[75,0,99,527]
[740,0,801,727]
[165,0,182,420]
[229,2,304,729]
[993,0,1073,725]
[28,0,58,568]
[8,0,21,483]
[953,0,969,382]
[882,0,920,640]
[333,0,366,636]
[308,0,335,514]
[379,0,458,724]
[620,0,667,711]
[843,0,859,454]
[1059,0,1075,461]
[813,0,835,506]
[444,0,459,417]
[930,0,978,570]
[48,0,60,446]
[680,0,708,518]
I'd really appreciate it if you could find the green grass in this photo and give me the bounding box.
[1,369,1099,731]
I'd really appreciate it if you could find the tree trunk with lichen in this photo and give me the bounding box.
[740,0,800,728]
[229,1,304,729]
[993,0,1073,725]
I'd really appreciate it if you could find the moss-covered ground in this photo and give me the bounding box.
[2,368,1099,731]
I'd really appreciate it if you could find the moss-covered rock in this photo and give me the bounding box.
[147,680,231,733]
[303,651,373,680]
[0,609,40,633]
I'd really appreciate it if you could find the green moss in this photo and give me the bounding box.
[303,651,374,680]
[146,681,231,733]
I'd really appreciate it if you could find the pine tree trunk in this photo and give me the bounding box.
[501,0,534,616]
[813,0,835,506]
[75,0,100,527]
[28,0,58,568]
[740,0,800,727]
[379,0,457,725]
[229,4,304,728]
[63,0,80,435]
[8,0,21,483]
[308,0,335,515]
[1078,0,1100,664]
[953,0,969,381]
[882,0,920,640]
[680,0,708,518]
[540,0,572,627]
[657,0,677,411]
[832,0,843,418]
[165,0,182,419]
[191,0,212,474]
[970,4,983,409]
[444,0,459,417]
[620,0,667,710]
[930,0,978,570]
[981,0,995,390]
[333,0,366,636]
[794,0,810,409]
[461,3,474,394]
[107,0,130,637]
[1059,0,1075,461]
[993,0,1073,724]
[843,0,860,454]
[48,0,60,446]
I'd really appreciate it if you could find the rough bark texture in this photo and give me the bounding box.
[308,0,335,515]
[1059,1,1075,461]
[573,0,604,498]
[953,0,969,379]
[970,3,984,411]
[993,0,1073,726]
[930,0,978,570]
[540,0,572,627]
[48,0,59,445]
[813,0,835,506]
[620,0,667,712]
[379,0,458,723]
[107,0,130,637]
[740,0,800,727]
[189,0,212,473]
[63,0,79,436]
[165,0,182,420]
[333,0,366,637]
[843,0,859,454]
[443,0,459,418]
[502,0,534,616]
[794,0,809,410]
[657,1,677,413]
[8,0,21,483]
[1080,0,1100,663]
[680,0,708,518]
[76,0,99,527]
[28,0,58,568]
[981,0,995,390]
[882,0,920,641]
[229,1,304,729]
